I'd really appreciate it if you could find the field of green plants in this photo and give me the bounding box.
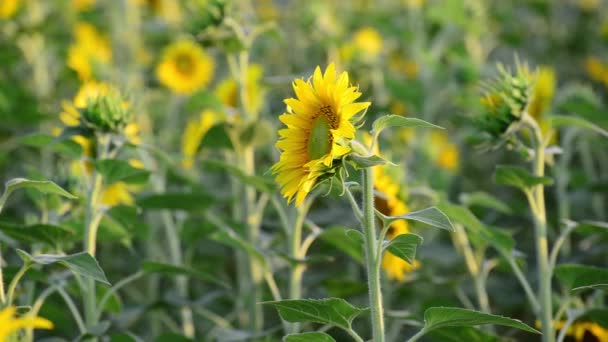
[0,0,607,341]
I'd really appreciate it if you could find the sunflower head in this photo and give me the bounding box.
[156,40,214,95]
[81,86,133,134]
[352,27,383,60]
[67,22,112,81]
[477,61,533,138]
[272,63,370,206]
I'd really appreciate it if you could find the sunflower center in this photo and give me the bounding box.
[175,53,194,74]
[308,115,333,160]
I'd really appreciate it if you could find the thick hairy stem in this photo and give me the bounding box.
[361,168,385,342]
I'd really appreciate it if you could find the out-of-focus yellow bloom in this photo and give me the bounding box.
[528,66,556,121]
[375,167,420,281]
[215,64,264,115]
[136,0,181,24]
[0,0,19,19]
[257,0,278,21]
[100,182,134,206]
[67,22,112,81]
[584,57,608,88]
[549,320,608,341]
[390,55,419,79]
[0,306,53,341]
[389,101,407,116]
[429,131,459,172]
[156,40,214,95]
[272,63,370,206]
[352,27,383,60]
[576,0,599,11]
[181,110,223,169]
[338,43,356,64]
[72,0,96,11]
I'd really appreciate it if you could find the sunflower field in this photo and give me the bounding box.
[1,0,608,341]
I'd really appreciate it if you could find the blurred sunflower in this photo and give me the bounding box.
[0,0,20,19]
[374,167,420,281]
[528,66,556,122]
[67,22,112,81]
[215,64,265,115]
[272,63,370,206]
[584,57,608,88]
[156,40,214,95]
[352,27,383,61]
[181,110,223,169]
[0,306,53,340]
[429,131,459,172]
[553,320,608,342]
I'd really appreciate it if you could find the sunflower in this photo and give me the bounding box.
[0,0,19,19]
[67,22,112,81]
[528,66,556,121]
[429,131,459,172]
[156,40,214,95]
[181,110,223,169]
[215,64,264,115]
[0,306,53,341]
[374,166,420,281]
[552,320,608,342]
[352,27,383,60]
[272,63,370,206]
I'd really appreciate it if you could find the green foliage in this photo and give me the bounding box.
[264,298,366,330]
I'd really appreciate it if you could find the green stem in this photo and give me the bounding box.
[6,263,32,305]
[506,256,540,314]
[287,202,309,334]
[0,245,6,304]
[407,328,427,342]
[361,167,385,342]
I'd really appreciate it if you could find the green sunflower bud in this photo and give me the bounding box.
[477,61,533,138]
[81,87,132,133]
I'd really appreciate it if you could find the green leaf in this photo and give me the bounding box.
[240,119,275,147]
[1,178,77,213]
[459,192,512,214]
[554,264,608,292]
[550,115,608,138]
[494,165,553,191]
[20,133,84,158]
[94,159,150,185]
[384,233,423,265]
[423,307,540,334]
[284,332,336,342]
[264,298,366,330]
[202,159,276,193]
[371,115,443,142]
[319,227,363,263]
[16,250,110,285]
[209,227,268,270]
[142,261,228,288]
[426,326,502,342]
[347,154,392,170]
[136,192,213,211]
[580,309,608,328]
[200,123,233,150]
[0,222,76,248]
[377,206,455,232]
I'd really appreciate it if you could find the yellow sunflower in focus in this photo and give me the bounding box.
[181,110,223,169]
[374,167,420,281]
[0,0,20,19]
[0,306,53,340]
[528,66,556,121]
[67,22,112,81]
[272,63,370,206]
[553,320,608,342]
[215,64,265,115]
[156,40,214,95]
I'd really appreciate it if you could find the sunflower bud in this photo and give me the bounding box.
[477,61,533,138]
[81,87,132,133]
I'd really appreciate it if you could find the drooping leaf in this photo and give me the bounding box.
[136,192,213,211]
[459,192,512,214]
[264,298,366,330]
[319,227,363,264]
[426,326,502,342]
[377,206,455,232]
[1,178,77,212]
[284,332,336,342]
[16,250,110,285]
[0,222,76,248]
[142,261,228,288]
[422,307,540,334]
[94,159,150,185]
[372,115,443,142]
[550,115,608,138]
[494,165,553,191]
[384,233,423,265]
[347,154,392,170]
[554,264,608,292]
[200,123,233,150]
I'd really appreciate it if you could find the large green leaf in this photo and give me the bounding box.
[0,222,76,248]
[426,326,502,342]
[320,227,363,263]
[136,192,213,211]
[94,159,150,185]
[142,261,227,288]
[284,332,336,342]
[459,192,512,214]
[371,115,443,143]
[264,298,366,330]
[1,178,77,213]
[377,206,455,232]
[550,115,608,138]
[554,264,608,292]
[384,233,423,265]
[422,307,540,334]
[200,123,233,150]
[494,166,553,191]
[16,250,110,285]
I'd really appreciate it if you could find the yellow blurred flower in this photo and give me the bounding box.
[0,0,19,19]
[404,0,425,8]
[429,131,459,172]
[389,101,407,116]
[390,55,419,79]
[100,182,134,207]
[181,110,223,169]
[528,66,556,121]
[576,0,599,11]
[72,0,96,11]
[375,167,420,281]
[352,27,383,60]
[584,57,608,88]
[156,40,214,95]
[0,306,53,341]
[137,0,182,24]
[215,64,265,115]
[67,22,112,81]
[257,0,278,21]
[552,320,608,341]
